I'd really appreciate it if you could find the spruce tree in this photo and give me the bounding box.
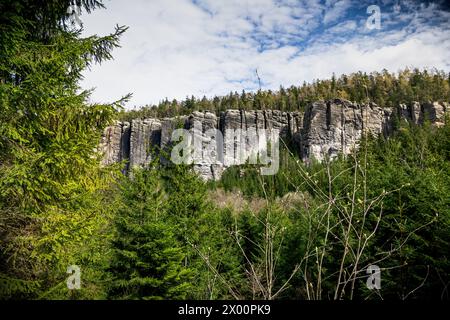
[0,0,127,298]
[109,168,192,300]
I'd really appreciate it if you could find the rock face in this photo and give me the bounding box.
[100,100,448,180]
[301,100,393,162]
[100,121,130,172]
[129,119,161,169]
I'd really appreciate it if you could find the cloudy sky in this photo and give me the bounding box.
[79,0,450,109]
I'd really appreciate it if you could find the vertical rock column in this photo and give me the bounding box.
[159,116,188,165]
[187,111,223,181]
[422,102,447,126]
[302,99,389,162]
[221,109,242,167]
[301,101,329,162]
[100,121,131,173]
[129,119,162,169]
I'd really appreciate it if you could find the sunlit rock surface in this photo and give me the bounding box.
[101,100,448,180]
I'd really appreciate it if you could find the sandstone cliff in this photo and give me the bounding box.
[100,100,448,180]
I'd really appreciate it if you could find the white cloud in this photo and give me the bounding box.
[323,0,352,25]
[80,0,450,108]
[326,20,357,34]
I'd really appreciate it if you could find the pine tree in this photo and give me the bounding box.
[0,0,128,298]
[109,168,192,300]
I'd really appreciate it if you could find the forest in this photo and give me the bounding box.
[119,68,450,120]
[1,1,449,300]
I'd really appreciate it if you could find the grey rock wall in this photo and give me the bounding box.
[301,99,394,162]
[100,100,448,180]
[129,119,161,169]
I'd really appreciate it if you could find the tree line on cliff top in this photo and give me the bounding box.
[119,67,450,120]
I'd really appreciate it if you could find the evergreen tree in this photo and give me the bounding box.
[0,0,127,298]
[109,168,192,300]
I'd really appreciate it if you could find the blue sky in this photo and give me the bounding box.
[80,0,450,109]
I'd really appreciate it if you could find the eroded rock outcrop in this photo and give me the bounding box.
[100,100,448,180]
[301,100,393,161]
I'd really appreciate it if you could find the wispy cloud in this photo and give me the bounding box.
[80,0,450,108]
[323,0,352,25]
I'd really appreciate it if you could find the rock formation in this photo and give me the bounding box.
[100,99,448,180]
[301,100,393,162]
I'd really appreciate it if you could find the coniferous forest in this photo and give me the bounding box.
[120,68,450,120]
[1,1,450,302]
